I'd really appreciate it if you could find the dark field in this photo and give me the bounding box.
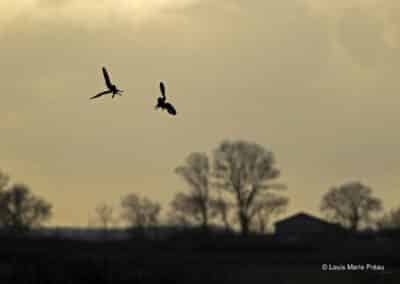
[0,233,399,284]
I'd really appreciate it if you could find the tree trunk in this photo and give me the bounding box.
[239,212,250,236]
[350,216,359,231]
[201,205,208,232]
[350,208,360,231]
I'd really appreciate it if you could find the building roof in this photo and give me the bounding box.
[274,212,342,228]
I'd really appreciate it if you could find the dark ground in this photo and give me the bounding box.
[0,232,399,284]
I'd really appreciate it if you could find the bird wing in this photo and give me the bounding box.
[160,81,166,99]
[165,103,177,115]
[102,67,113,89]
[90,90,112,99]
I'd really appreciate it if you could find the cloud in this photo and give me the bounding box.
[338,7,389,67]
[0,0,199,33]
[304,0,400,47]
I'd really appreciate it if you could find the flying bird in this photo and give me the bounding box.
[90,67,123,100]
[155,81,177,116]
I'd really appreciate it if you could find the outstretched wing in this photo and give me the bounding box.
[160,81,166,99]
[165,103,177,115]
[90,90,112,99]
[102,67,112,89]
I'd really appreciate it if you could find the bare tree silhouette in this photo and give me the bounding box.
[213,140,286,236]
[377,206,400,229]
[209,196,233,231]
[95,202,115,231]
[0,171,8,189]
[320,181,382,230]
[0,184,52,232]
[121,193,161,232]
[168,192,217,229]
[250,194,288,234]
[0,171,9,227]
[174,153,214,231]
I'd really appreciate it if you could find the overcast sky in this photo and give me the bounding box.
[1,0,399,226]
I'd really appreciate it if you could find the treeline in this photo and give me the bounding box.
[1,140,400,236]
[89,140,289,236]
[0,173,51,232]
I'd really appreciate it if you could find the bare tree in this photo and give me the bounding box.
[95,203,115,230]
[209,197,233,231]
[169,192,203,226]
[377,206,400,229]
[166,208,191,228]
[250,194,288,234]
[175,152,213,230]
[320,181,382,230]
[0,171,9,192]
[121,193,161,229]
[213,140,286,236]
[0,184,52,232]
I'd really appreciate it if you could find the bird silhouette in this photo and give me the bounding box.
[90,67,123,100]
[155,81,177,115]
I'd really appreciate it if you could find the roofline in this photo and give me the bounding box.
[275,212,340,227]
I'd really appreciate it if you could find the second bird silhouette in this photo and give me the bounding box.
[90,67,123,100]
[155,81,177,116]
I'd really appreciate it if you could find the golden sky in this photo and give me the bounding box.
[1,0,399,226]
